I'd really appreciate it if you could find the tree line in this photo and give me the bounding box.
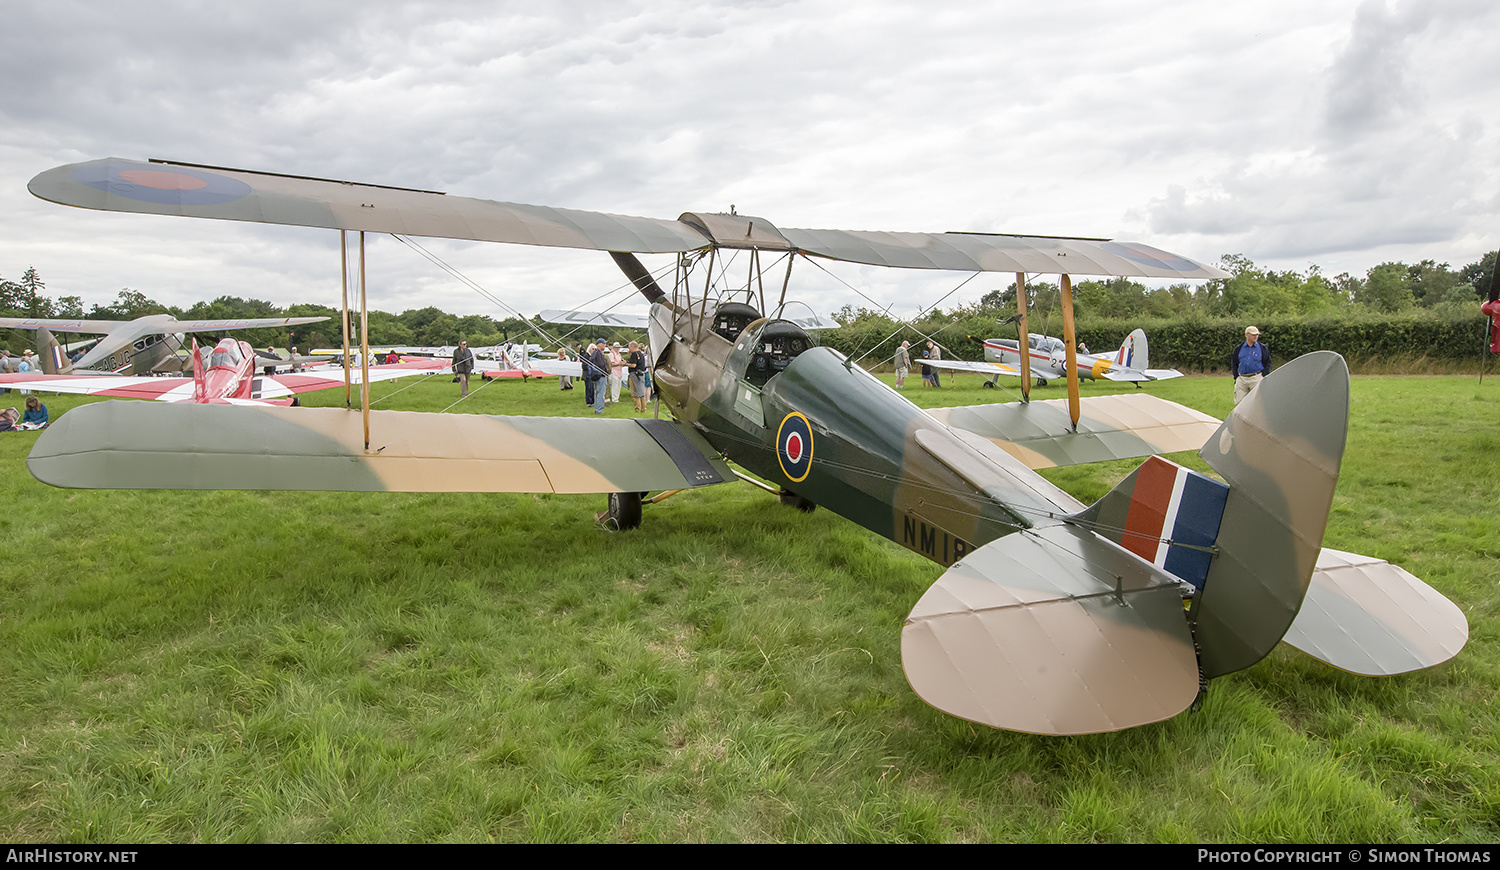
[5,248,1496,363]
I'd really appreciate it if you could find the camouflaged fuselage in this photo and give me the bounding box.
[654,311,1081,567]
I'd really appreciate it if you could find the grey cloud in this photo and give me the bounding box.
[7,1,1500,320]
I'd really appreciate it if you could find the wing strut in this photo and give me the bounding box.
[1060,274,1080,430]
[340,230,353,407]
[1016,272,1031,403]
[359,231,371,451]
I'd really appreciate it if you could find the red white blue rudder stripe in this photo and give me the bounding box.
[1074,455,1229,590]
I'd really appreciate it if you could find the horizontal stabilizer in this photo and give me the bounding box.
[902,525,1199,735]
[1283,549,1468,676]
[928,394,1220,469]
[29,401,731,494]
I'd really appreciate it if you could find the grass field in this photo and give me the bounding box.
[0,367,1495,843]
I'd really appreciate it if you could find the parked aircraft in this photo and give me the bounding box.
[20,157,1468,735]
[925,328,1181,388]
[0,330,444,404]
[0,313,328,376]
[327,344,580,378]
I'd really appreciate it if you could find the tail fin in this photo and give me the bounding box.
[1114,328,1148,370]
[1080,351,1350,677]
[36,327,73,375]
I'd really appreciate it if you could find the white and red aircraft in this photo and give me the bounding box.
[925,328,1183,387]
[0,335,445,405]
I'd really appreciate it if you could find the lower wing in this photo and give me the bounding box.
[920,359,1022,377]
[1100,367,1183,382]
[29,401,732,495]
[0,372,195,400]
[252,359,446,399]
[928,393,1222,469]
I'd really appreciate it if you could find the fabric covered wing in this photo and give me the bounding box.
[0,373,194,400]
[782,228,1228,279]
[927,394,1221,469]
[30,158,711,254]
[1282,549,1468,675]
[0,317,139,335]
[33,160,1224,278]
[921,359,1022,378]
[901,524,1199,735]
[538,309,651,329]
[28,401,731,494]
[253,360,446,398]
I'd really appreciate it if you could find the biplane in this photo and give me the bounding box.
[21,157,1468,735]
[924,328,1182,388]
[0,312,328,375]
[0,330,446,404]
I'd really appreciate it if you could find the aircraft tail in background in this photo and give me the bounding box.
[36,327,74,375]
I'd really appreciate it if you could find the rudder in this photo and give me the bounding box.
[36,327,72,375]
[1075,351,1351,678]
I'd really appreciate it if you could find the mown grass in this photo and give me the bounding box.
[0,367,1495,843]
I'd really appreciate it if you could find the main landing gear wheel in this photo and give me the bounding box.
[982,380,996,389]
[778,489,816,513]
[1036,377,1048,387]
[606,491,644,530]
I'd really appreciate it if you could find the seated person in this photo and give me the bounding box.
[0,408,18,432]
[22,396,48,429]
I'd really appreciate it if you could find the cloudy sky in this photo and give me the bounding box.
[2,0,1497,323]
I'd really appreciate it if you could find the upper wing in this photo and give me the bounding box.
[0,317,134,335]
[31,158,1227,279]
[781,228,1228,279]
[171,316,328,333]
[29,401,732,495]
[927,394,1222,469]
[538,309,650,329]
[30,158,711,254]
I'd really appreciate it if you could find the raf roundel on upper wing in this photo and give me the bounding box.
[71,161,252,207]
[1099,241,1205,274]
[776,412,814,483]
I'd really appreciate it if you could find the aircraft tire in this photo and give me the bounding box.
[982,381,995,389]
[1036,377,1048,387]
[607,491,643,530]
[778,489,817,513]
